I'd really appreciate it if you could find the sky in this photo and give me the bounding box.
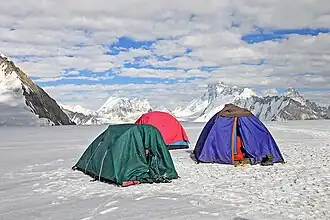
[1,0,330,110]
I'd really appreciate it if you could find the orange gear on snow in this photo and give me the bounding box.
[234,135,245,161]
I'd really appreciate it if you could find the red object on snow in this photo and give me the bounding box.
[121,180,140,187]
[135,111,189,145]
[234,135,245,161]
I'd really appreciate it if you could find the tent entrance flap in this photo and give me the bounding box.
[233,118,245,162]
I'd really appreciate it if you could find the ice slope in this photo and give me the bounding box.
[1,121,330,220]
[175,83,257,122]
[92,97,151,124]
[284,88,306,105]
[0,54,74,126]
[0,61,54,126]
[60,104,95,116]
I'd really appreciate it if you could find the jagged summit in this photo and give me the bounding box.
[173,82,328,122]
[0,52,7,59]
[283,87,305,105]
[284,88,301,98]
[60,81,329,124]
[263,88,279,97]
[61,96,154,125]
[60,104,95,116]
[201,82,257,102]
[0,53,75,126]
[98,96,151,116]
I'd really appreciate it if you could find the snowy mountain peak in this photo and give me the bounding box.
[173,82,328,122]
[98,96,129,112]
[263,88,279,97]
[130,98,152,111]
[60,104,95,116]
[201,82,256,102]
[240,88,258,99]
[79,96,153,124]
[173,82,258,121]
[284,88,305,104]
[0,52,7,59]
[284,88,300,97]
[0,54,74,126]
[61,95,177,125]
[97,96,151,114]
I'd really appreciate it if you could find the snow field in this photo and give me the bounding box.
[0,121,329,219]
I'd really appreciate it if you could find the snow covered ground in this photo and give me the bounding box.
[1,121,330,220]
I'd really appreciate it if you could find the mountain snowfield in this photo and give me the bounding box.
[60,97,176,125]
[173,83,259,122]
[0,54,73,126]
[96,97,152,123]
[61,97,153,125]
[0,54,74,126]
[1,121,330,219]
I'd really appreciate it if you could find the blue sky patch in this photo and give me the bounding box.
[122,47,192,69]
[199,66,220,72]
[242,27,330,44]
[105,36,155,55]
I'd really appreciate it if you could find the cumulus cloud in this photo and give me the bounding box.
[43,81,205,110]
[262,88,279,97]
[301,90,330,107]
[1,0,330,107]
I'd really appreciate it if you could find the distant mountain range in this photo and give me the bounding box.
[173,82,330,122]
[60,97,173,125]
[60,97,153,125]
[0,53,74,126]
[61,82,330,125]
[1,52,329,126]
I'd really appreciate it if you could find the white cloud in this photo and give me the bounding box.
[232,0,330,29]
[301,90,330,107]
[1,0,330,108]
[65,70,80,75]
[43,81,205,110]
[262,88,279,97]
[118,67,210,78]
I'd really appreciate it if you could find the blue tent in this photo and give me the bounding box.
[194,104,285,165]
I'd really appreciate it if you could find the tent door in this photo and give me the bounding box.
[237,120,255,162]
[233,118,245,162]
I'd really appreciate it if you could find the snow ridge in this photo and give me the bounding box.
[173,82,257,122]
[0,53,74,126]
[174,82,328,122]
[61,96,153,125]
[62,82,329,125]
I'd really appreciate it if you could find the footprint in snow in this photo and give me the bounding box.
[158,197,177,201]
[99,207,119,215]
[80,217,93,220]
[98,193,112,197]
[198,211,220,217]
[189,200,206,208]
[135,196,149,201]
[105,200,118,207]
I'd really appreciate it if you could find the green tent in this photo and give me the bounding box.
[72,124,178,186]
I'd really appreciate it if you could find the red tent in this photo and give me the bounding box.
[135,111,189,149]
